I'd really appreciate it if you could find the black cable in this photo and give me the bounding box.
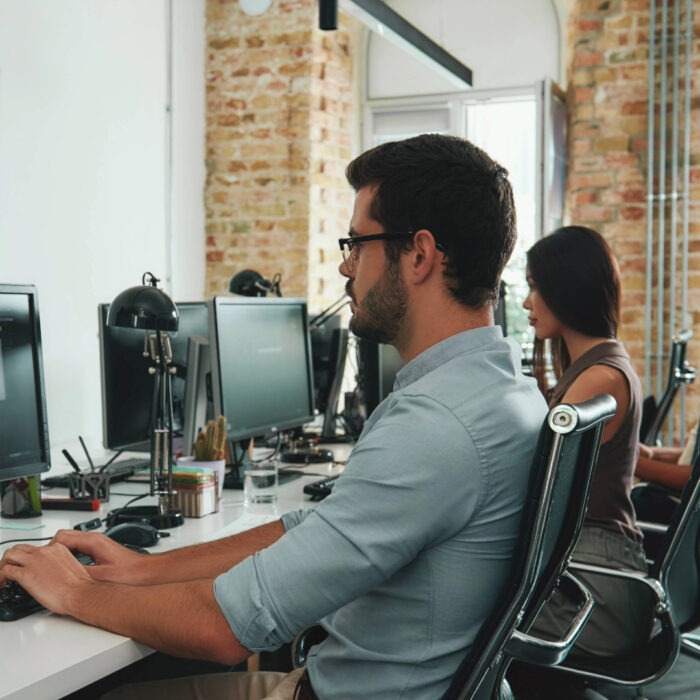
[0,536,53,546]
[102,492,150,525]
[252,434,283,463]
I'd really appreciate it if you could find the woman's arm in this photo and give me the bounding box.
[561,364,629,444]
[638,443,684,464]
[635,454,691,491]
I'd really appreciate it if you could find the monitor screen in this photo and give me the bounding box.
[98,301,209,451]
[208,297,316,443]
[0,284,51,481]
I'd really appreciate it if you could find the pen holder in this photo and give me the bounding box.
[69,472,110,501]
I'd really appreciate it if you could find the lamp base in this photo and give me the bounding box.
[106,505,184,530]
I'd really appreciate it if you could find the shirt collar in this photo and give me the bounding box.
[394,326,505,390]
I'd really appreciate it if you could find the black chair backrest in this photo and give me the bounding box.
[443,394,617,700]
[653,448,700,632]
[643,330,695,445]
[639,394,658,443]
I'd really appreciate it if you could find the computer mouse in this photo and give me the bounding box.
[104,522,160,548]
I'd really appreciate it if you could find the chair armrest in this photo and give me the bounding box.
[568,561,669,614]
[636,520,669,535]
[291,624,328,668]
[504,572,594,667]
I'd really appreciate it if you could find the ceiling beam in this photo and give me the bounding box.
[337,0,473,88]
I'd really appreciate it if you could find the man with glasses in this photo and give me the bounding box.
[1,134,546,700]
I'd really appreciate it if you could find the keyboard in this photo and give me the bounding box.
[0,580,44,621]
[0,553,93,622]
[42,457,150,489]
[303,476,338,500]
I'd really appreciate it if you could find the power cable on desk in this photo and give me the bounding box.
[252,441,282,463]
[100,492,150,526]
[0,536,53,546]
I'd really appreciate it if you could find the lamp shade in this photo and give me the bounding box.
[107,284,179,331]
[229,269,268,297]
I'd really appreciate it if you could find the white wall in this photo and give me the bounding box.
[366,0,564,97]
[0,0,563,464]
[0,0,205,459]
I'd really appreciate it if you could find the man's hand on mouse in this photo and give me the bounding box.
[52,530,147,584]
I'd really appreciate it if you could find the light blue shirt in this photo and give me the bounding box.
[214,326,547,699]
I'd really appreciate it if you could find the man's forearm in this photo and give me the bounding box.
[66,577,249,665]
[136,520,286,584]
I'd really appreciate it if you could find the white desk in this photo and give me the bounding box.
[0,453,345,700]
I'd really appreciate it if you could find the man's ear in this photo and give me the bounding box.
[406,229,440,284]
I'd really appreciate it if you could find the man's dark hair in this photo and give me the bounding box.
[345,133,516,308]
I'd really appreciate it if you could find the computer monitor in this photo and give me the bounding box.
[357,339,404,418]
[495,280,507,336]
[98,301,209,452]
[208,296,316,465]
[181,335,212,456]
[0,284,51,481]
[309,315,349,439]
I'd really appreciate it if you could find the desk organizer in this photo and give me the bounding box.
[170,466,219,518]
[69,472,110,501]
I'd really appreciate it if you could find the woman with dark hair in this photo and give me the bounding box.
[521,225,652,658]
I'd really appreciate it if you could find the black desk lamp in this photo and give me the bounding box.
[106,272,184,529]
[229,269,282,297]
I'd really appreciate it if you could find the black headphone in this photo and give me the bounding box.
[228,270,282,297]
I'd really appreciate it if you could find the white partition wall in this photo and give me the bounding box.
[0,0,205,456]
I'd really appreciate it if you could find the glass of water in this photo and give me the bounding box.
[244,459,279,510]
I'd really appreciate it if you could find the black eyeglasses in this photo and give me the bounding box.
[338,232,415,272]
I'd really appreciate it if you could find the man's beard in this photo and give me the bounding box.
[348,257,408,345]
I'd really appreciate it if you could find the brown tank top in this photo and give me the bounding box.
[549,340,642,541]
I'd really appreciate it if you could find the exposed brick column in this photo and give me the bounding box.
[205,0,359,310]
[565,0,700,438]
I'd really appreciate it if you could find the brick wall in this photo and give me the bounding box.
[566,0,700,440]
[205,0,359,313]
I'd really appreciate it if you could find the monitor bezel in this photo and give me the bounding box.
[98,300,209,452]
[0,283,51,480]
[208,296,317,442]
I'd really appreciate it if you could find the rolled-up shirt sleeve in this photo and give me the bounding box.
[213,394,483,652]
[280,508,311,531]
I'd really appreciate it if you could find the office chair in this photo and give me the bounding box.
[633,406,700,557]
[641,329,695,446]
[527,435,700,694]
[291,395,618,700]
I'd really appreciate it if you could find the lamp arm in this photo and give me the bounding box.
[165,351,175,499]
[148,331,175,504]
[309,294,349,329]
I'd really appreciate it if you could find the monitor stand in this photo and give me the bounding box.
[280,443,334,464]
